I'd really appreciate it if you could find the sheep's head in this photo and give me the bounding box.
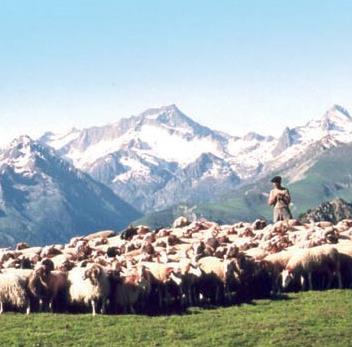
[59,260,74,272]
[28,266,51,296]
[188,265,202,278]
[83,265,102,285]
[224,258,242,281]
[168,269,182,286]
[281,269,294,289]
[41,258,54,272]
[226,244,239,259]
[194,241,205,255]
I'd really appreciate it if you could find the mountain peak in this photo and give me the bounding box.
[243,131,265,141]
[321,105,352,131]
[140,104,181,119]
[328,104,351,118]
[10,135,34,148]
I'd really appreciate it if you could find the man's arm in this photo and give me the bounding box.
[267,190,276,206]
[282,189,291,205]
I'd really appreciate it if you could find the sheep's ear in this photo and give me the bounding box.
[94,265,102,277]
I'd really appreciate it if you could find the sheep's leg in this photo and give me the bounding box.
[300,275,306,290]
[39,299,43,312]
[275,275,282,295]
[215,285,220,304]
[0,301,3,314]
[158,288,163,308]
[188,288,193,306]
[100,301,106,314]
[26,304,31,315]
[164,288,171,307]
[91,300,96,316]
[178,287,184,306]
[308,273,313,291]
[192,287,198,306]
[337,271,343,289]
[326,272,333,289]
[224,284,230,303]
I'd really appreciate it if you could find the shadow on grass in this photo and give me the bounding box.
[140,293,295,316]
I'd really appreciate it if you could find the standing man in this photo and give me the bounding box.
[267,176,292,222]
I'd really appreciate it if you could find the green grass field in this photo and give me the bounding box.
[1,290,352,346]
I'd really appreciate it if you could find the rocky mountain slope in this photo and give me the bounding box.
[299,198,352,224]
[0,136,141,247]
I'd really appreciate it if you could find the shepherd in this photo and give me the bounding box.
[268,176,292,222]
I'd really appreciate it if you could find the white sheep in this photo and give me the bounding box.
[263,249,296,294]
[197,256,239,303]
[281,245,342,291]
[0,269,31,314]
[68,264,110,316]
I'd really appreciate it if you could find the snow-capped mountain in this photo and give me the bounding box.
[264,105,352,181]
[39,104,352,213]
[0,136,141,246]
[39,105,271,211]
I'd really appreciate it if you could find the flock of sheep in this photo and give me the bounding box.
[1,216,352,315]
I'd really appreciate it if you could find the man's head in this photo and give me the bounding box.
[271,175,282,188]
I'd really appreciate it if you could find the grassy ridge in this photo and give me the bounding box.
[1,290,352,346]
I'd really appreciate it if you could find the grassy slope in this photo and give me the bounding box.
[1,290,352,347]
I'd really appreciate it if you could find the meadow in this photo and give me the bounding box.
[0,290,351,347]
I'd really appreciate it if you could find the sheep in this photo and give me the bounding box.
[197,256,239,304]
[120,225,138,240]
[84,230,115,241]
[176,260,203,307]
[334,240,352,257]
[0,269,31,314]
[139,261,183,309]
[113,266,151,314]
[16,242,29,251]
[68,264,110,315]
[28,267,68,312]
[337,252,352,288]
[281,245,342,291]
[234,253,272,301]
[51,254,75,271]
[263,249,296,294]
[172,216,190,228]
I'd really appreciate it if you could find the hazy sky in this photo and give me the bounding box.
[1,0,352,146]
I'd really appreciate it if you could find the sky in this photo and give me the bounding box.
[0,0,352,146]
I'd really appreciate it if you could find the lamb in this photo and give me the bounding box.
[281,245,342,291]
[0,269,31,314]
[68,264,110,315]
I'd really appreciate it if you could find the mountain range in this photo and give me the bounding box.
[2,103,352,244]
[40,104,352,215]
[0,136,141,246]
